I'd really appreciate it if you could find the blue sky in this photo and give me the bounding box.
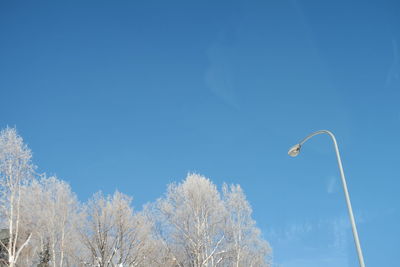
[1,0,399,266]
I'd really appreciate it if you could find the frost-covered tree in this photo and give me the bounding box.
[19,176,82,267]
[222,184,271,267]
[0,127,272,267]
[159,173,227,267]
[107,192,156,267]
[79,192,117,267]
[79,191,155,267]
[152,173,272,267]
[0,127,35,267]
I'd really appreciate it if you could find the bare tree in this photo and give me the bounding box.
[79,191,155,267]
[79,192,115,267]
[0,127,272,267]
[108,192,156,267]
[19,176,82,267]
[151,174,272,267]
[155,173,228,267]
[0,127,35,267]
[222,184,272,267]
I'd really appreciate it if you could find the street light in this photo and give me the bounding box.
[288,130,365,267]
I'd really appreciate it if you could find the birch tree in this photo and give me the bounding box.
[80,191,155,267]
[0,127,35,267]
[19,176,82,267]
[222,184,271,267]
[0,127,272,266]
[153,174,272,267]
[79,192,115,267]
[107,192,155,267]
[155,173,228,267]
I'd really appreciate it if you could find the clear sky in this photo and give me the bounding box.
[1,1,399,266]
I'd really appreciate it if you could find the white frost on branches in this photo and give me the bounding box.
[152,173,272,267]
[0,128,272,267]
[0,128,35,267]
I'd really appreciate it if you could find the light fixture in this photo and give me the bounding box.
[288,144,301,157]
[288,130,365,267]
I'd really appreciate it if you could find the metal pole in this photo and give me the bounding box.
[296,130,365,267]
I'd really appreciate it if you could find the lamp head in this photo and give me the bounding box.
[288,144,301,157]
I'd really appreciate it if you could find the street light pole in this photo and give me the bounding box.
[288,130,365,267]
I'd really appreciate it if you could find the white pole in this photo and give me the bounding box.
[293,130,365,267]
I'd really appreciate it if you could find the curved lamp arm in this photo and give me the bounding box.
[289,130,366,267]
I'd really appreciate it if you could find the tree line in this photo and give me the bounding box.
[0,127,271,267]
